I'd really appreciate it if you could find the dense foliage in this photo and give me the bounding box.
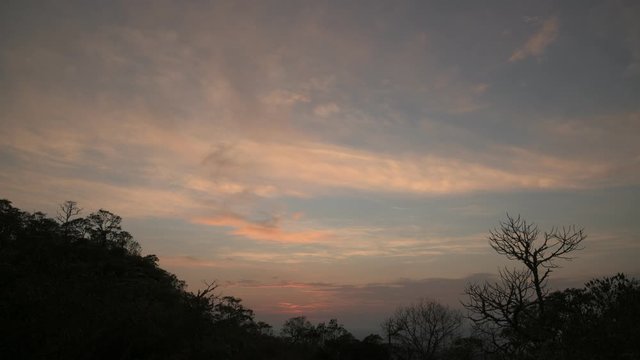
[539,274,640,359]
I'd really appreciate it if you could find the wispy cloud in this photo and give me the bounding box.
[177,226,489,262]
[509,16,559,62]
[2,5,632,224]
[199,140,615,197]
[159,255,222,268]
[261,90,310,106]
[313,103,340,117]
[276,301,330,315]
[2,3,639,332]
[193,212,331,244]
[224,275,495,326]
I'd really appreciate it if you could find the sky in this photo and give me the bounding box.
[1,0,639,336]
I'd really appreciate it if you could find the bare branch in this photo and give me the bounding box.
[465,214,586,358]
[56,200,82,224]
[383,298,462,359]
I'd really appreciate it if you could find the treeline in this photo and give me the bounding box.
[1,201,638,359]
[0,200,386,359]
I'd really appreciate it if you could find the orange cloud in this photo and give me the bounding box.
[158,255,222,268]
[276,301,329,314]
[509,16,559,62]
[193,213,331,244]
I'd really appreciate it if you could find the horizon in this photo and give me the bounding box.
[1,0,639,337]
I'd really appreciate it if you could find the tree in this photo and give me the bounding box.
[463,214,585,358]
[278,316,367,360]
[213,295,256,328]
[56,200,82,224]
[359,334,390,360]
[85,209,141,254]
[281,316,315,344]
[56,200,90,238]
[315,318,351,345]
[541,273,640,360]
[383,298,462,360]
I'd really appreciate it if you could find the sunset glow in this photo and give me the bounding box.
[2,0,639,336]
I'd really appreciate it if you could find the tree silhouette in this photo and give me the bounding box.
[85,209,141,254]
[56,200,82,224]
[463,214,585,358]
[541,273,640,360]
[12,200,633,360]
[278,316,380,360]
[0,200,282,359]
[0,199,394,360]
[281,316,316,344]
[382,298,462,360]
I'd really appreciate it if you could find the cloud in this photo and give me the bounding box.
[619,2,640,76]
[222,273,613,336]
[193,212,331,244]
[223,275,495,333]
[159,255,222,268]
[261,90,310,106]
[183,226,489,263]
[200,140,616,197]
[509,16,559,62]
[313,103,340,117]
[2,3,639,316]
[534,111,640,186]
[4,4,630,224]
[276,301,330,315]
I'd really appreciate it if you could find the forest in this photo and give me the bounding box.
[1,199,638,360]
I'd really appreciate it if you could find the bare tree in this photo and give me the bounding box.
[56,200,82,224]
[56,201,90,238]
[463,214,585,358]
[383,298,462,360]
[487,215,584,314]
[464,268,535,356]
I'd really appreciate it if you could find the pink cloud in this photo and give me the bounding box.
[193,212,331,244]
[509,16,559,62]
[158,255,222,268]
[276,301,330,315]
